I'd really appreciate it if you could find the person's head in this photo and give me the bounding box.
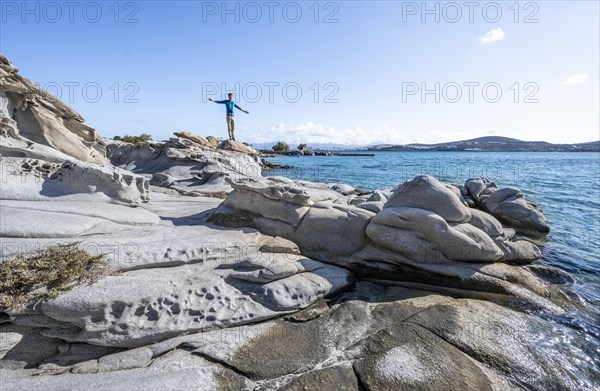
[228,93,233,101]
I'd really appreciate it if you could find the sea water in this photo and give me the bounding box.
[265,151,600,385]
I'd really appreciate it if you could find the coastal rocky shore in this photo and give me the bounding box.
[0,54,595,390]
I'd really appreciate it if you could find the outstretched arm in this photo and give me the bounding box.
[208,98,227,104]
[235,103,250,114]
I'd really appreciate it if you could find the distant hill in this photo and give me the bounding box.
[368,136,600,152]
[251,142,368,151]
[252,136,600,152]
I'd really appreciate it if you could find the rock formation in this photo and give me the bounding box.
[106,135,262,197]
[464,177,550,235]
[0,54,107,164]
[1,54,595,390]
[211,175,565,314]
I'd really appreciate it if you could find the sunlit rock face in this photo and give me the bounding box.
[0,54,107,164]
[1,53,593,391]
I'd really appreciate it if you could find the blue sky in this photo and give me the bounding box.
[1,1,598,145]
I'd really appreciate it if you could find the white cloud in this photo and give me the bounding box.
[561,73,589,85]
[247,122,501,146]
[478,28,505,44]
[247,122,409,146]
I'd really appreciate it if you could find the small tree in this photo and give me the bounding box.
[113,133,153,144]
[297,143,307,151]
[272,141,290,152]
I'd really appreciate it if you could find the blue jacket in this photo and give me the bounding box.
[216,100,243,116]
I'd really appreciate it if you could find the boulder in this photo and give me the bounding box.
[172,132,214,148]
[206,136,220,147]
[465,177,488,198]
[1,352,248,390]
[144,284,585,390]
[445,183,469,206]
[385,175,471,223]
[293,202,374,260]
[223,186,310,226]
[347,246,564,313]
[0,194,268,272]
[225,254,351,311]
[294,180,360,200]
[407,299,586,390]
[97,347,153,372]
[367,191,388,202]
[482,187,550,234]
[464,177,550,235]
[215,175,548,301]
[218,139,258,154]
[492,237,541,263]
[357,201,385,213]
[466,208,504,237]
[3,282,590,391]
[367,207,503,263]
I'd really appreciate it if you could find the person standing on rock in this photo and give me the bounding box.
[208,93,249,141]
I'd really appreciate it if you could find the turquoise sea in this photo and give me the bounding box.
[265,151,600,380]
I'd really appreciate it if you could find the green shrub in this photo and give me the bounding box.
[113,133,153,143]
[272,141,290,152]
[0,244,113,311]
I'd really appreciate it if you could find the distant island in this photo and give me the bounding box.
[369,136,600,152]
[255,136,600,154]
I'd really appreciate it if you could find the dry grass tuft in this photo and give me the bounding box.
[0,243,112,311]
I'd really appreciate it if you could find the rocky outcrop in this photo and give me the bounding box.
[3,283,593,390]
[218,139,259,154]
[173,131,216,148]
[39,252,349,348]
[1,173,350,348]
[385,175,472,222]
[212,177,370,259]
[464,177,550,234]
[0,54,107,164]
[366,206,504,262]
[0,158,149,205]
[105,136,262,195]
[212,175,560,313]
[2,54,594,391]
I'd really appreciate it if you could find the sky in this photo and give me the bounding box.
[1,0,599,145]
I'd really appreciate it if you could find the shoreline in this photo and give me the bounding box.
[1,54,598,390]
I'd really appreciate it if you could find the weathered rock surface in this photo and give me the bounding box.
[218,139,259,154]
[0,157,149,205]
[367,206,504,262]
[38,254,349,348]
[385,175,472,222]
[105,136,262,195]
[1,182,350,348]
[173,131,214,147]
[0,54,107,164]
[212,175,561,313]
[2,54,593,391]
[1,190,255,270]
[465,177,550,234]
[2,350,251,390]
[4,282,595,390]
